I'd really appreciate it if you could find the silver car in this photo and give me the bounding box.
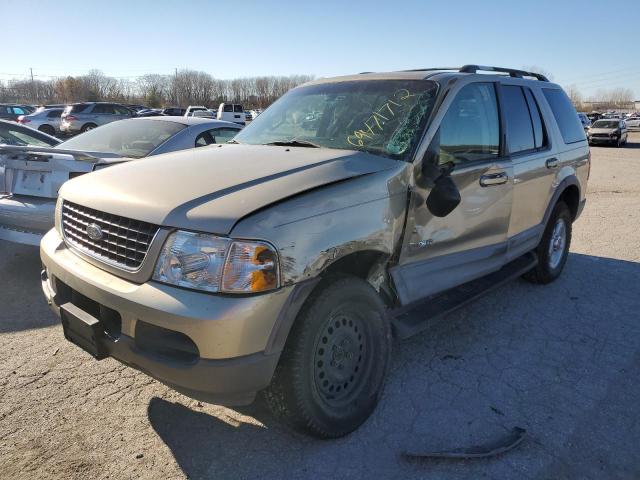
[39,65,589,438]
[17,107,64,136]
[0,116,242,245]
[587,119,629,147]
[60,102,133,134]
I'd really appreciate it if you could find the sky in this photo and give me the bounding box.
[3,0,640,99]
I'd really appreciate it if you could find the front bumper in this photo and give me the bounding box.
[40,229,300,405]
[588,136,617,144]
[0,194,55,245]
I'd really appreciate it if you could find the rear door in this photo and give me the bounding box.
[500,83,557,260]
[392,81,514,305]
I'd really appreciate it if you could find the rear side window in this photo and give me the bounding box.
[223,104,233,112]
[67,104,90,114]
[434,82,500,164]
[542,89,585,144]
[47,109,63,118]
[502,86,535,154]
[523,89,546,149]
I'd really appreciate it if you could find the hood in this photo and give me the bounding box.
[60,144,400,234]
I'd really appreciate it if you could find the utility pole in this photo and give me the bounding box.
[30,68,35,102]
[175,67,179,107]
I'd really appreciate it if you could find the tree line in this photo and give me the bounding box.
[0,69,314,109]
[565,84,636,112]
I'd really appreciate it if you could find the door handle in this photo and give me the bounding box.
[479,171,508,187]
[546,157,559,169]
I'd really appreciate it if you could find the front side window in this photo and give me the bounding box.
[542,89,585,144]
[210,127,240,143]
[234,80,439,161]
[431,82,499,164]
[59,119,185,158]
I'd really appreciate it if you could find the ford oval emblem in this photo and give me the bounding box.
[86,223,104,241]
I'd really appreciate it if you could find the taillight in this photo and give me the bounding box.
[65,115,77,121]
[17,116,29,123]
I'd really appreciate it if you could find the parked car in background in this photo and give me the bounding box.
[60,102,133,134]
[17,107,64,136]
[0,119,61,147]
[126,104,148,113]
[587,119,628,147]
[217,103,245,125]
[39,65,589,438]
[625,117,640,128]
[577,112,591,131]
[0,104,33,121]
[190,110,217,119]
[136,109,166,117]
[184,106,209,117]
[0,116,242,245]
[162,107,186,116]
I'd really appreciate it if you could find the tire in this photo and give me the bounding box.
[81,123,97,133]
[523,201,572,284]
[264,275,392,438]
[38,124,55,136]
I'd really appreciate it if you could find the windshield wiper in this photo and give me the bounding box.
[263,140,320,148]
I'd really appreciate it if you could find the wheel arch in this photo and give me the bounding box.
[543,176,581,225]
[265,249,394,355]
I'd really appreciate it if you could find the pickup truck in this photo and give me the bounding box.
[39,65,589,438]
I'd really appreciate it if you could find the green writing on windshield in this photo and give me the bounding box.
[346,89,417,149]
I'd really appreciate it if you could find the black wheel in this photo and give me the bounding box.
[81,123,97,133]
[38,124,55,136]
[523,201,572,284]
[264,275,391,438]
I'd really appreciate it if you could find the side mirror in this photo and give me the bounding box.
[426,168,461,218]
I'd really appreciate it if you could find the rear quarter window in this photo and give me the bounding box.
[67,104,90,114]
[542,89,585,144]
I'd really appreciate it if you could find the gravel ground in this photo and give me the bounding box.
[1,132,640,480]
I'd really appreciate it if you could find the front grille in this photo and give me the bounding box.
[62,201,159,270]
[591,133,611,138]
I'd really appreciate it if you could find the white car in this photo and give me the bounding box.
[16,107,64,136]
[217,103,245,125]
[184,105,209,117]
[625,117,640,128]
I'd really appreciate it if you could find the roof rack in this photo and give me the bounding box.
[459,65,549,82]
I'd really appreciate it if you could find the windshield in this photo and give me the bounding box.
[592,120,619,129]
[59,119,186,158]
[233,80,439,160]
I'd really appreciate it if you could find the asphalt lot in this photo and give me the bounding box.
[1,132,640,480]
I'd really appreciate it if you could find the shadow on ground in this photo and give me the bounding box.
[148,252,640,479]
[0,240,56,333]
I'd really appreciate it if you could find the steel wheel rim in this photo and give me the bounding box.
[548,218,567,269]
[313,311,369,407]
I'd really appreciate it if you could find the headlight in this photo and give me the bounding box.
[55,197,63,236]
[152,230,280,294]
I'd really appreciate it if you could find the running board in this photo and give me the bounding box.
[391,253,538,339]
